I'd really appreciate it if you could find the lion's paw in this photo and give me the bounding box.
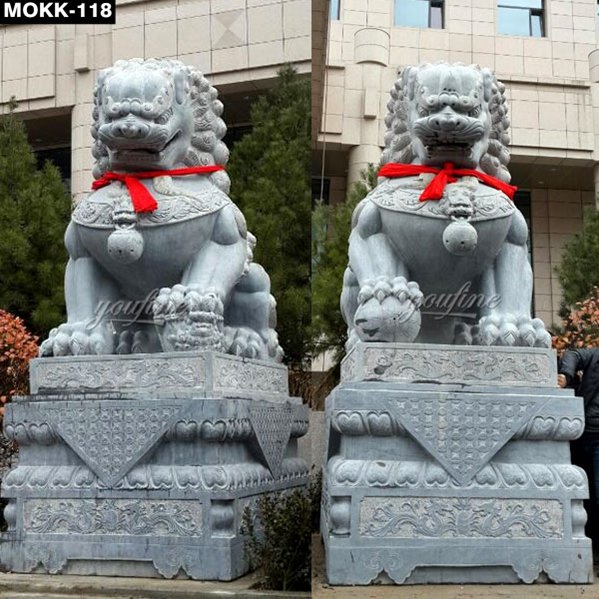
[354,276,423,343]
[468,314,551,348]
[39,322,115,357]
[224,327,269,360]
[153,285,225,352]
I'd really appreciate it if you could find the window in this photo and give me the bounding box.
[395,0,443,29]
[330,0,340,20]
[223,124,252,150]
[312,177,330,207]
[498,0,544,37]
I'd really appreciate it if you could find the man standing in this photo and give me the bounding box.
[558,348,599,551]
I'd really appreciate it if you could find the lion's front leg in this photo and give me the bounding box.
[40,223,120,356]
[345,200,423,346]
[470,211,550,348]
[152,204,247,352]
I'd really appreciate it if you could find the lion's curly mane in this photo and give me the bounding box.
[91,58,230,193]
[381,62,512,184]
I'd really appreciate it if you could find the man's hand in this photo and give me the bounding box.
[557,373,567,388]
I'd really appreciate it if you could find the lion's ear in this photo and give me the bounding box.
[173,68,190,105]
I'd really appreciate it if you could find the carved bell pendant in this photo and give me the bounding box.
[442,219,478,255]
[108,207,144,263]
[107,227,144,263]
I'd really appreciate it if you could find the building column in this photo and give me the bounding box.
[346,27,390,188]
[589,49,599,209]
[347,144,383,187]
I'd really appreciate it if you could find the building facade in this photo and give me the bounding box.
[315,0,599,327]
[0,0,310,199]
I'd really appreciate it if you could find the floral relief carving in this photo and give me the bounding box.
[24,499,203,537]
[360,497,563,539]
[213,356,288,396]
[33,356,205,392]
[342,345,555,386]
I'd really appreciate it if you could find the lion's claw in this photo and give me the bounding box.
[460,314,551,348]
[39,322,115,357]
[224,327,270,360]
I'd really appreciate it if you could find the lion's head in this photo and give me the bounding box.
[92,58,230,192]
[381,62,511,183]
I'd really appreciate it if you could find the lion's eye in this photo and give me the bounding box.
[468,105,482,118]
[417,106,430,117]
[156,107,173,125]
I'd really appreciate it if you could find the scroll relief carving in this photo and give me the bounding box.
[342,346,554,386]
[33,356,204,392]
[24,499,203,537]
[360,497,563,539]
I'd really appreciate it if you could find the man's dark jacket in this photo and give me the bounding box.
[559,348,599,435]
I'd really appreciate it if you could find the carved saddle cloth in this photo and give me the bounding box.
[371,175,516,222]
[73,175,230,229]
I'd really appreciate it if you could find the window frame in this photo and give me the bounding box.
[497,0,545,37]
[394,0,444,29]
[330,0,340,20]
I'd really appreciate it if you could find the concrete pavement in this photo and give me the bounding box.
[0,571,310,599]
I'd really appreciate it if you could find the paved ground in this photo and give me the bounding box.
[312,535,599,599]
[0,571,309,599]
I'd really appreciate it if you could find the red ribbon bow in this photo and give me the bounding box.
[92,165,226,213]
[377,162,517,202]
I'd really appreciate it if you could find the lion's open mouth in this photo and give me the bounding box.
[425,142,474,160]
[113,130,182,162]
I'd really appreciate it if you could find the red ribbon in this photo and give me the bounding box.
[378,162,517,202]
[92,165,226,213]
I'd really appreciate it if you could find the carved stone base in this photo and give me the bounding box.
[321,343,593,585]
[1,351,309,580]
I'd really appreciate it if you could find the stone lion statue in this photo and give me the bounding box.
[41,58,283,361]
[341,62,551,348]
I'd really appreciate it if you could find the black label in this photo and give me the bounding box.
[0,0,116,23]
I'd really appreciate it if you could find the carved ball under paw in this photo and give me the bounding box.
[354,295,421,343]
[153,285,225,352]
[354,276,423,343]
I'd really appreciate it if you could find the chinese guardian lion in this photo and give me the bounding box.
[342,62,551,348]
[41,58,283,361]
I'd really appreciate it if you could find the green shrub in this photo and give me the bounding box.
[241,487,311,591]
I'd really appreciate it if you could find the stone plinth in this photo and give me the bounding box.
[1,351,309,580]
[321,342,593,585]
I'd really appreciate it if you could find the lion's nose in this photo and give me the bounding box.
[429,114,465,132]
[113,121,149,139]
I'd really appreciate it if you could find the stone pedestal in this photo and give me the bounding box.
[1,351,309,580]
[321,342,593,584]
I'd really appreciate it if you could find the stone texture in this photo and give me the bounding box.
[39,59,283,363]
[340,63,551,350]
[321,344,593,585]
[30,350,288,400]
[2,352,309,580]
[341,342,557,387]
